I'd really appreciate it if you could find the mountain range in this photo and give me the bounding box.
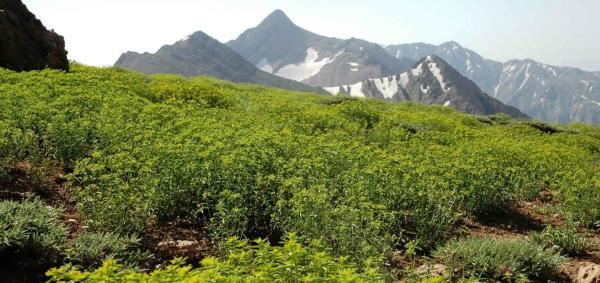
[115,31,322,93]
[114,9,599,124]
[386,42,600,124]
[324,55,525,118]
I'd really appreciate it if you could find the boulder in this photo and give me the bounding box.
[576,263,600,283]
[0,0,68,71]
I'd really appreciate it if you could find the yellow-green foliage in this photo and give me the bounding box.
[47,235,383,282]
[1,64,599,268]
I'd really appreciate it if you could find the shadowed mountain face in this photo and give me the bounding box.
[0,0,69,71]
[324,55,527,118]
[387,42,600,124]
[114,31,322,93]
[227,10,414,87]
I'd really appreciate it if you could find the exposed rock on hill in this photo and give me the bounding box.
[0,0,68,71]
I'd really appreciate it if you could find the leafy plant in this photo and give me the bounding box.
[433,237,564,281]
[65,232,152,269]
[47,235,384,282]
[0,198,66,253]
[0,198,67,281]
[532,224,591,256]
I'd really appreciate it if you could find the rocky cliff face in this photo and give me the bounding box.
[0,0,68,71]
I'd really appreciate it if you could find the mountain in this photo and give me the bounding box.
[114,31,321,93]
[0,0,69,71]
[386,42,600,124]
[227,10,414,87]
[323,55,526,118]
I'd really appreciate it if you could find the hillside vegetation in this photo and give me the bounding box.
[0,64,599,281]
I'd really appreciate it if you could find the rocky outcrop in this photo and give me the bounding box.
[576,263,600,283]
[0,0,68,71]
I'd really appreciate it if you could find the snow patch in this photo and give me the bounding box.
[427,60,447,92]
[411,63,423,76]
[276,48,342,81]
[420,84,429,93]
[348,62,360,67]
[399,73,410,88]
[582,95,600,107]
[518,63,532,91]
[350,68,359,72]
[323,87,341,95]
[504,64,517,73]
[373,76,399,99]
[443,100,451,107]
[349,82,365,97]
[256,58,273,73]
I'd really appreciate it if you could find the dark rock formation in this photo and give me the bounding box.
[0,0,68,71]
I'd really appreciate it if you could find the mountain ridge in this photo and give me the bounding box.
[386,42,600,123]
[324,55,526,118]
[114,31,322,93]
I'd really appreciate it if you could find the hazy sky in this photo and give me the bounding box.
[24,0,600,71]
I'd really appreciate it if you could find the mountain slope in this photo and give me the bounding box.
[114,31,322,93]
[324,55,526,117]
[386,42,600,123]
[227,10,413,87]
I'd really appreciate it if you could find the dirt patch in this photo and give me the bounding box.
[143,219,218,266]
[0,161,84,238]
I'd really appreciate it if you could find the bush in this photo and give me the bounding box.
[0,199,67,281]
[47,235,384,282]
[433,237,564,281]
[0,198,66,253]
[532,224,591,256]
[65,232,152,269]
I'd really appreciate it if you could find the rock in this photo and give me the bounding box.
[576,263,600,283]
[416,263,447,278]
[0,0,68,71]
[158,240,197,249]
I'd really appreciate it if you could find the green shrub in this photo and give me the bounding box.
[433,237,564,280]
[532,224,591,256]
[0,199,67,281]
[0,198,66,253]
[47,235,384,282]
[1,65,598,274]
[65,232,152,269]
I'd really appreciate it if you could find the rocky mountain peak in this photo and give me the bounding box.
[255,9,298,33]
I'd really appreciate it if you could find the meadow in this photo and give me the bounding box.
[0,64,598,282]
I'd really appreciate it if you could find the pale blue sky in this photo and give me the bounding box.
[24,0,600,71]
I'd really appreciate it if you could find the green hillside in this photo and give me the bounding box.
[1,64,598,282]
